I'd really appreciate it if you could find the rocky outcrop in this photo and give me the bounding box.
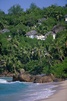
[0,71,14,77]
[13,69,54,83]
[34,75,53,83]
[18,73,31,82]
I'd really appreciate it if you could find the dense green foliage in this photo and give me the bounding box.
[0,4,67,78]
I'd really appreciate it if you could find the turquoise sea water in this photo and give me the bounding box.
[0,77,58,101]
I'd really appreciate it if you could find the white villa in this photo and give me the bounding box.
[26,25,65,40]
[26,30,46,40]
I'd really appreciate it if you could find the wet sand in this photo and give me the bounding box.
[40,80,67,101]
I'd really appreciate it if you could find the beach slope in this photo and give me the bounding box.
[41,80,67,101]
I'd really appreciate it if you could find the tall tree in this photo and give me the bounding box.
[8,4,23,15]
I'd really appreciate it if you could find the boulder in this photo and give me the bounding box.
[13,73,53,83]
[18,73,31,82]
[30,75,36,82]
[34,75,42,83]
[13,69,54,83]
[13,74,19,81]
[34,75,53,83]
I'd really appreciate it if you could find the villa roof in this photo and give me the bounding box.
[26,30,37,36]
[65,15,67,17]
[52,25,64,33]
[0,29,10,33]
[38,18,47,23]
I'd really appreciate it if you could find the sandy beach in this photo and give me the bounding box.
[40,80,67,101]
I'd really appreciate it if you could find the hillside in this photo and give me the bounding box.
[0,4,67,78]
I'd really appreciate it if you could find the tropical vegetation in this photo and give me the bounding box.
[0,3,67,78]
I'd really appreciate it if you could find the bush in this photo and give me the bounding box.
[51,58,67,78]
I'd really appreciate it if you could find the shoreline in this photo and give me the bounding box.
[0,76,67,101]
[39,80,67,101]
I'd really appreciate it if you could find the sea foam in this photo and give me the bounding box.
[0,79,7,83]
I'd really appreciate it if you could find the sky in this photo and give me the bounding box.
[0,0,67,14]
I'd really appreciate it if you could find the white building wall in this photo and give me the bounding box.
[65,18,67,22]
[36,35,45,40]
[53,34,56,39]
[29,35,34,39]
